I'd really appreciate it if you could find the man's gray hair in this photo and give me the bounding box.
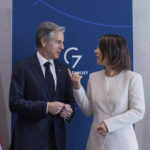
[36,21,65,49]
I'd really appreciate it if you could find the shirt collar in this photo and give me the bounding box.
[37,51,54,67]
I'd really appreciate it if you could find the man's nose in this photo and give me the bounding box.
[60,43,64,50]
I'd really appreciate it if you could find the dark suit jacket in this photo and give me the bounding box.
[9,55,75,150]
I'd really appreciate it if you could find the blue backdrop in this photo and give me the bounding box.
[12,0,133,149]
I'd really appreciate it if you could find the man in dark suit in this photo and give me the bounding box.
[9,22,75,150]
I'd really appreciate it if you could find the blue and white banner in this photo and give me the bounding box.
[13,0,133,149]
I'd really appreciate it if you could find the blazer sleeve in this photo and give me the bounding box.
[9,62,47,118]
[104,73,145,133]
[73,74,93,116]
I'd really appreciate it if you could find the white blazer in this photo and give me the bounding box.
[74,70,145,150]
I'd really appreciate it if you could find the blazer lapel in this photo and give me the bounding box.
[31,55,50,99]
[54,60,62,96]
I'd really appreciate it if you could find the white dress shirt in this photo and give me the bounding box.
[37,51,57,90]
[37,51,57,114]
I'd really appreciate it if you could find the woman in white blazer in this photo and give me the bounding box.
[68,34,145,150]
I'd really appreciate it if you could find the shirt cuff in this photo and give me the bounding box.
[46,102,49,114]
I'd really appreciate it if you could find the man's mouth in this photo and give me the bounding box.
[56,51,61,55]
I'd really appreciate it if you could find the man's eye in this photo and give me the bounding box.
[56,41,61,44]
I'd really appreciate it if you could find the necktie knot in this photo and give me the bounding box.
[44,62,51,68]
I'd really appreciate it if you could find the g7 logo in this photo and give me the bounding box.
[64,47,82,68]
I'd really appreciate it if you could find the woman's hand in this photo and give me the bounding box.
[68,68,82,90]
[97,121,108,136]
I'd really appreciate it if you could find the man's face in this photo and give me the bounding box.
[43,30,64,59]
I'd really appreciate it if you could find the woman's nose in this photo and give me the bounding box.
[94,48,98,54]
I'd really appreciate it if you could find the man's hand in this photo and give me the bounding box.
[48,102,65,115]
[60,104,73,119]
[97,121,108,136]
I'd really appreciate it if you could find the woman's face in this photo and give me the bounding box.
[94,48,110,67]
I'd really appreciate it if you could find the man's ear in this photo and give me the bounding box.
[40,38,47,47]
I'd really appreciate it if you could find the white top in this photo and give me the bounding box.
[74,70,145,150]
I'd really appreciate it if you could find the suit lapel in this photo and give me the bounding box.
[31,55,50,99]
[54,60,62,96]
